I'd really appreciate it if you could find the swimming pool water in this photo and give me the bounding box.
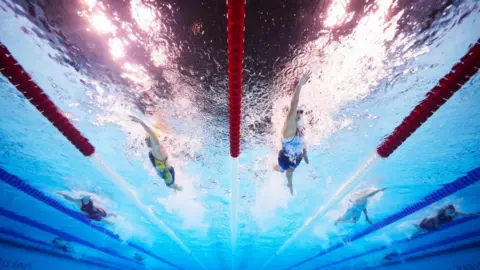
[0,0,479,269]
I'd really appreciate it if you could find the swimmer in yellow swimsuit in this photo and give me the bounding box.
[129,115,182,191]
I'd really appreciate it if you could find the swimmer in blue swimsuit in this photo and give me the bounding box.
[57,192,117,224]
[273,71,312,195]
[129,115,182,191]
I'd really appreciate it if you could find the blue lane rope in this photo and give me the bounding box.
[400,230,480,258]
[314,216,480,269]
[288,167,480,269]
[0,206,140,266]
[361,229,480,270]
[0,227,51,248]
[0,167,182,270]
[0,228,123,270]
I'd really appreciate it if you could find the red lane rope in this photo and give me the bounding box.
[227,0,245,158]
[0,43,95,156]
[377,38,480,158]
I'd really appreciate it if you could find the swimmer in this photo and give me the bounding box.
[52,237,73,253]
[383,251,400,261]
[129,115,183,191]
[133,253,144,262]
[57,192,116,224]
[273,71,312,195]
[335,187,387,225]
[415,205,480,233]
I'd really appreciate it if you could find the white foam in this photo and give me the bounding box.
[156,173,208,231]
[251,165,292,230]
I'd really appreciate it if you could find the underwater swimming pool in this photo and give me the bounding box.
[0,0,479,269]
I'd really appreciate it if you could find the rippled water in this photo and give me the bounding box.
[0,0,479,269]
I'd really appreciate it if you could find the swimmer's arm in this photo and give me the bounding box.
[456,212,480,217]
[364,209,373,225]
[283,85,302,137]
[362,187,387,200]
[134,118,159,143]
[283,71,311,138]
[57,192,82,208]
[130,116,162,150]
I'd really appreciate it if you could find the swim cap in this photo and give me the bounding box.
[446,204,456,211]
[81,195,91,204]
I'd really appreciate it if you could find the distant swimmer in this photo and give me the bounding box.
[273,71,312,195]
[57,192,116,224]
[416,205,480,232]
[129,115,183,191]
[133,253,144,262]
[383,251,400,261]
[335,187,387,225]
[52,237,73,253]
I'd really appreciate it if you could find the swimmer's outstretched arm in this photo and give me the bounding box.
[282,71,311,139]
[57,192,81,208]
[455,211,480,217]
[129,116,160,145]
[129,115,163,155]
[361,187,387,200]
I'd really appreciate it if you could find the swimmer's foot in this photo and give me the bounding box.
[287,184,293,196]
[172,184,183,192]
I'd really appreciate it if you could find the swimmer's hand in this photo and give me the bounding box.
[129,115,143,123]
[297,70,312,87]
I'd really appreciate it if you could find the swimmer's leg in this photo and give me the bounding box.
[286,169,294,195]
[170,183,183,192]
[364,208,373,225]
[335,217,345,226]
[273,164,284,172]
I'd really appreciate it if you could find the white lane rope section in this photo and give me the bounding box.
[230,156,239,270]
[90,153,206,270]
[260,152,380,270]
